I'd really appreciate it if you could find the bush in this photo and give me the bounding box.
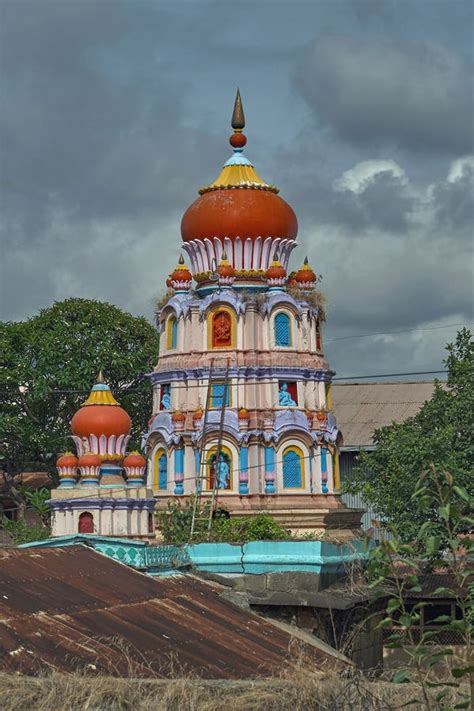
[158,501,290,544]
[0,518,50,545]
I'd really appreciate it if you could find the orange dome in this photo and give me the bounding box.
[217,258,236,278]
[171,410,186,422]
[170,254,192,283]
[193,409,203,420]
[123,452,146,468]
[71,378,131,439]
[238,408,250,420]
[181,189,297,243]
[56,452,78,468]
[78,452,102,468]
[72,405,131,438]
[295,257,317,285]
[266,262,287,280]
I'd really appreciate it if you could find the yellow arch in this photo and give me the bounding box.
[282,444,305,489]
[167,316,177,350]
[207,305,237,349]
[153,447,167,491]
[206,444,233,490]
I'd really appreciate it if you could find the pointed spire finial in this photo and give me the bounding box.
[97,370,105,384]
[178,254,184,265]
[231,88,245,130]
[304,256,309,265]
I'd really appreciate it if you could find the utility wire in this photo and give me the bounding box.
[325,321,473,344]
[2,368,448,397]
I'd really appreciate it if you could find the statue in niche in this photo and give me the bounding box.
[212,311,232,347]
[161,384,171,410]
[279,382,297,407]
[216,453,230,489]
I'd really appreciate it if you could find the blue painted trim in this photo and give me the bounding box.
[321,447,328,494]
[264,446,276,494]
[239,447,249,495]
[58,479,76,488]
[174,447,184,495]
[21,535,369,575]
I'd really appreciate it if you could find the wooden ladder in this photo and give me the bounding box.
[189,358,230,539]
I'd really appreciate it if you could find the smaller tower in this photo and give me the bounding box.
[49,374,155,539]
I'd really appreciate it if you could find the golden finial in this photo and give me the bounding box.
[178,254,184,265]
[231,88,245,130]
[96,370,105,384]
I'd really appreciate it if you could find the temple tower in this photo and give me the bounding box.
[144,92,360,535]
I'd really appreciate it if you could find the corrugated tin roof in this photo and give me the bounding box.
[332,381,441,447]
[0,546,341,678]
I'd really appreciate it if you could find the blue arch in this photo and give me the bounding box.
[283,448,302,488]
[275,312,291,347]
[158,453,167,490]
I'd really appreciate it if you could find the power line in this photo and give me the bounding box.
[1,368,448,398]
[325,321,473,344]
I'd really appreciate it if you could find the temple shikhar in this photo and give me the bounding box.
[50,92,360,538]
[143,91,359,536]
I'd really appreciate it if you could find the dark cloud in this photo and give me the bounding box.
[296,36,473,155]
[432,160,474,232]
[0,0,472,379]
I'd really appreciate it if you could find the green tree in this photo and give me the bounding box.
[343,329,473,542]
[0,298,159,512]
[368,466,473,709]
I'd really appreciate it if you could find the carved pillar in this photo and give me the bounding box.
[239,447,249,495]
[174,447,184,495]
[264,446,276,494]
[321,447,329,494]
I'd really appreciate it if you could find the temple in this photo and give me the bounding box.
[143,91,360,536]
[50,374,155,538]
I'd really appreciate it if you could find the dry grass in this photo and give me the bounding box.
[0,665,468,711]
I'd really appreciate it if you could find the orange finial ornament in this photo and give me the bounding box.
[230,88,247,149]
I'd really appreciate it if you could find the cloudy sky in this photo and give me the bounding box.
[1,0,473,378]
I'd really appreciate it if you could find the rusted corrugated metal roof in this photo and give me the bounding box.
[0,546,342,678]
[332,381,443,447]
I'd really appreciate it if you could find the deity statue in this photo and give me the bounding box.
[161,384,171,410]
[216,453,230,489]
[213,311,232,347]
[279,382,296,406]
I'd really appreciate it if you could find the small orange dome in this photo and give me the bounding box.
[295,257,317,285]
[170,255,192,283]
[266,259,287,280]
[171,410,186,422]
[123,452,146,468]
[193,409,203,420]
[56,452,78,468]
[238,408,250,420]
[217,252,236,279]
[181,189,298,244]
[78,452,102,468]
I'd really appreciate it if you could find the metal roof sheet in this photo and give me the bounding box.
[0,546,341,678]
[332,381,441,447]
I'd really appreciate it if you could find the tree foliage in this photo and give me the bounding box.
[0,298,160,483]
[343,329,473,541]
[368,466,473,709]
